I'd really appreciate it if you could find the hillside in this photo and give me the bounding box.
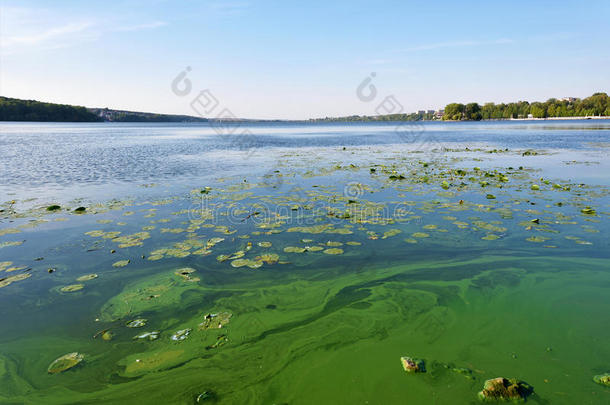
[0,97,208,123]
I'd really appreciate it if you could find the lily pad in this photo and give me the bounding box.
[230,258,250,268]
[323,248,344,255]
[0,261,13,271]
[76,274,98,282]
[133,331,160,341]
[171,328,191,341]
[255,253,279,264]
[593,373,610,386]
[112,260,130,268]
[174,267,199,282]
[199,312,232,330]
[126,319,147,328]
[0,272,31,288]
[284,246,306,253]
[382,229,401,238]
[60,284,84,292]
[526,236,550,243]
[47,352,84,374]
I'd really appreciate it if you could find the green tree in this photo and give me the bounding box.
[443,103,465,120]
[530,102,547,118]
[464,103,482,120]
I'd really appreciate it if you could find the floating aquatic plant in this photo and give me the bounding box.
[47,352,83,374]
[60,284,84,292]
[76,274,98,282]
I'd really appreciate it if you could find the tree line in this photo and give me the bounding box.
[443,92,610,120]
[0,97,102,122]
[309,112,435,122]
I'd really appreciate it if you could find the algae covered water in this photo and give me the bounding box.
[0,121,609,404]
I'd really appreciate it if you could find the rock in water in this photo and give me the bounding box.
[400,356,425,373]
[593,373,610,386]
[478,377,533,402]
[47,352,84,374]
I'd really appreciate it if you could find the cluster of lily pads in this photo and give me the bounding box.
[0,149,608,294]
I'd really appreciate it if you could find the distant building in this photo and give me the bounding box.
[561,97,577,103]
[434,109,444,118]
[427,110,435,115]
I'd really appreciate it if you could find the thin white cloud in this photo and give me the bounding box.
[113,21,167,32]
[396,38,514,52]
[207,1,249,16]
[367,59,392,65]
[0,5,169,55]
[2,22,94,47]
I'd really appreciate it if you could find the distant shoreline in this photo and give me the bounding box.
[2,95,609,123]
[505,116,610,121]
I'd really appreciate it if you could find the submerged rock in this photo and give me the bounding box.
[47,352,84,374]
[400,356,425,373]
[593,373,610,386]
[478,377,533,402]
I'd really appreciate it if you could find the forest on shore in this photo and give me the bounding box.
[443,92,610,120]
[0,97,208,122]
[0,97,102,122]
[2,93,609,123]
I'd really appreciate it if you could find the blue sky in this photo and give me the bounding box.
[1,0,609,119]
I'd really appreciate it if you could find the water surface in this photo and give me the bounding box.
[0,121,609,404]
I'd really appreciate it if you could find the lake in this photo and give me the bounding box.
[0,120,609,404]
